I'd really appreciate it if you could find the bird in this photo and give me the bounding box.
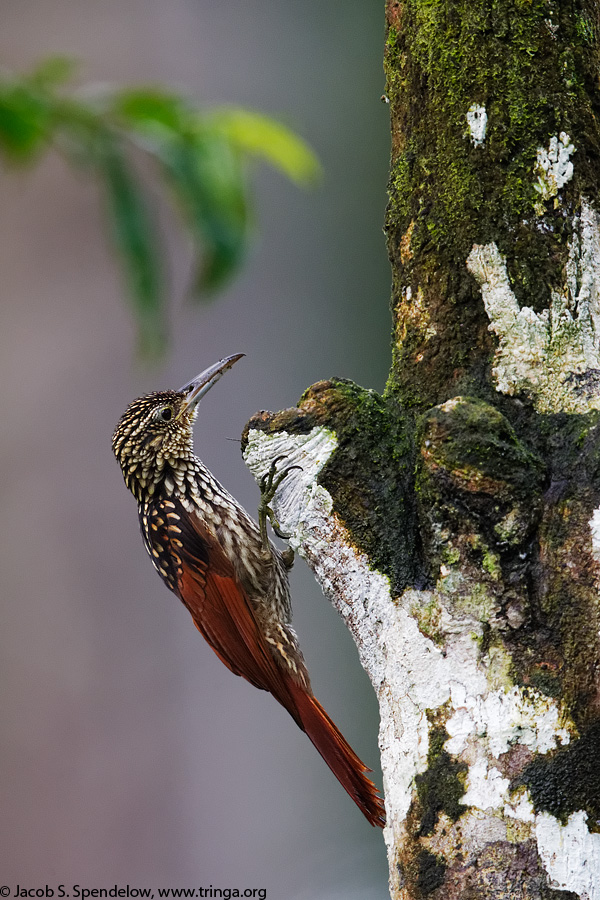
[112,354,385,827]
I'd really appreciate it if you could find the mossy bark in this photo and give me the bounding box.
[243,2,600,897]
[384,0,600,409]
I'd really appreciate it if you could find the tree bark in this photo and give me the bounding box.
[244,1,600,897]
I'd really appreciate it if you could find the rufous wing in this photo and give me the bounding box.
[141,496,302,714]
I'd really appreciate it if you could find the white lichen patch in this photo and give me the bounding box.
[461,759,509,811]
[536,810,600,899]
[587,506,600,614]
[445,681,572,834]
[466,104,487,147]
[506,792,535,824]
[590,506,600,565]
[427,809,509,862]
[445,683,572,758]
[467,200,600,413]
[534,132,575,208]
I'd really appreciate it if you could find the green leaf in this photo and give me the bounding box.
[208,107,321,186]
[98,137,165,355]
[111,88,185,135]
[0,83,51,161]
[158,129,249,295]
[0,58,75,162]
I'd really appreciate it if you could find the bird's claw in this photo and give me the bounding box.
[258,456,302,551]
[260,455,300,496]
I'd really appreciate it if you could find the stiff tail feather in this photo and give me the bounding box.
[286,677,386,827]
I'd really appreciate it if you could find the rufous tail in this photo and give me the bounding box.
[286,677,386,827]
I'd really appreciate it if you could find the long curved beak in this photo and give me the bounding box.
[179,354,245,412]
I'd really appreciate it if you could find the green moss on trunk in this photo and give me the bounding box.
[243,378,421,593]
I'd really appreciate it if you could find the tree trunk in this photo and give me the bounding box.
[244,1,600,897]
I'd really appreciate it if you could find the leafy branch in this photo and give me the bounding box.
[0,58,320,355]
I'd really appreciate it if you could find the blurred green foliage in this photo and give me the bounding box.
[0,58,320,355]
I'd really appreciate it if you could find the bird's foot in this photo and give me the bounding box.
[258,456,302,552]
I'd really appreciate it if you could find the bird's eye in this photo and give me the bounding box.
[158,406,173,422]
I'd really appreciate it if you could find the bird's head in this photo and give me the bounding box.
[112,353,244,500]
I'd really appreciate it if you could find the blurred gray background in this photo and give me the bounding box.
[0,1,391,896]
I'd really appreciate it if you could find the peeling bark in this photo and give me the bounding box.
[242,1,600,897]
